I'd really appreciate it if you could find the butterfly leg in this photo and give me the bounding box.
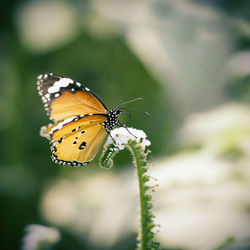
[106,130,117,145]
[117,120,137,139]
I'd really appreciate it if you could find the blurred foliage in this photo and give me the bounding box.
[227,76,250,102]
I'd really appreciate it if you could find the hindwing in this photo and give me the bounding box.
[42,114,107,166]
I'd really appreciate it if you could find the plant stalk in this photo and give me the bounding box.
[129,141,148,249]
[100,135,160,249]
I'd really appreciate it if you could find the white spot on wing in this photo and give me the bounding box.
[48,78,73,94]
[50,116,77,134]
[40,125,51,139]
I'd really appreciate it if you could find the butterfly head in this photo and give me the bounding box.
[103,107,122,131]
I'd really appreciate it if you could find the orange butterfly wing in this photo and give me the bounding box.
[37,73,122,166]
[37,73,111,166]
[37,73,107,122]
[47,115,107,166]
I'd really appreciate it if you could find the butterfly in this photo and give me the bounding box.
[37,73,122,167]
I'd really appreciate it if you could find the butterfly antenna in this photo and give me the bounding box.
[122,107,150,116]
[119,97,144,107]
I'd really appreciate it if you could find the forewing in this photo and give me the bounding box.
[37,73,108,122]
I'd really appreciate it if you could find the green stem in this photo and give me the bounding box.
[128,141,148,249]
[100,139,160,250]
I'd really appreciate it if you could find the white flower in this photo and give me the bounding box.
[22,224,60,250]
[105,127,151,150]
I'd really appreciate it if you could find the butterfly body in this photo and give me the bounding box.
[102,108,121,130]
[37,73,121,167]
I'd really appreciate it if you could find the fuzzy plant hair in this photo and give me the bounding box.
[100,127,160,250]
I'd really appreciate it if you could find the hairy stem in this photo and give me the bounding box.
[129,141,149,249]
[100,139,160,249]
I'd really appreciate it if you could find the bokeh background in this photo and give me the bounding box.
[1,0,250,250]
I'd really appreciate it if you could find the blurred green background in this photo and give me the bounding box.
[1,1,250,250]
